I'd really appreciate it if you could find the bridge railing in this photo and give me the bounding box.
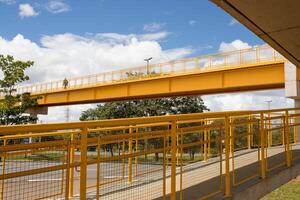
[1,44,285,97]
[1,107,299,199]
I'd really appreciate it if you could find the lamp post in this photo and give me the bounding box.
[144,57,152,75]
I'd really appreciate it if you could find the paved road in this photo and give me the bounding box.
[1,143,300,200]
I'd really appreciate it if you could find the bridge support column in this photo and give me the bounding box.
[285,62,300,143]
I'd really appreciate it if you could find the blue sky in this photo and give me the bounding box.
[0,0,291,122]
[0,0,263,55]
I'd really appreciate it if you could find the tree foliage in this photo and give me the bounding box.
[0,55,39,125]
[80,96,209,121]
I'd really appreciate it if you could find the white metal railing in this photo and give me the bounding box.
[0,44,286,96]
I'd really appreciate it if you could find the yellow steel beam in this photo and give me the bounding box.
[33,62,285,107]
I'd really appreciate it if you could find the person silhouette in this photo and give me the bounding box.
[63,78,68,89]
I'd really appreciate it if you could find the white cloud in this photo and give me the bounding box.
[229,18,239,26]
[0,0,15,4]
[219,39,251,52]
[0,32,194,122]
[46,0,70,14]
[0,32,193,83]
[19,4,39,18]
[188,20,197,26]
[202,89,293,112]
[143,22,165,32]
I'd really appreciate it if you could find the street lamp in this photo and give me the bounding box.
[266,100,272,110]
[144,57,152,75]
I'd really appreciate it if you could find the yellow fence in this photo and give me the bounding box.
[2,44,285,97]
[1,107,300,200]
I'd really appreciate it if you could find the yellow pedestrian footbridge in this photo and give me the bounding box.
[2,45,294,107]
[1,107,300,199]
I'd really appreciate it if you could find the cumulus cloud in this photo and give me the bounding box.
[202,90,293,112]
[0,32,193,84]
[219,39,251,52]
[188,20,197,26]
[46,0,70,14]
[143,22,165,32]
[19,4,39,18]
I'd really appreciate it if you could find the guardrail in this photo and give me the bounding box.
[1,107,299,199]
[1,44,285,97]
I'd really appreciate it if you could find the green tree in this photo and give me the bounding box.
[80,96,209,160]
[0,55,39,125]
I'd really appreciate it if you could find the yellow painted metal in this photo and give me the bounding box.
[260,113,266,179]
[268,112,272,147]
[170,121,177,200]
[0,140,6,200]
[285,111,292,167]
[68,133,75,198]
[96,137,100,200]
[248,115,252,149]
[229,117,233,156]
[33,62,285,106]
[204,122,208,161]
[2,107,300,199]
[224,116,231,197]
[0,45,284,107]
[128,126,133,183]
[80,127,88,200]
[134,139,138,176]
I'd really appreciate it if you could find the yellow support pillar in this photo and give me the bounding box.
[80,127,88,200]
[260,113,266,179]
[224,116,231,197]
[128,126,133,183]
[285,111,292,167]
[170,121,177,200]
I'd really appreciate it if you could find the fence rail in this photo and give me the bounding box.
[1,107,300,199]
[0,44,285,97]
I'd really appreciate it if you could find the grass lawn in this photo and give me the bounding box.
[261,178,300,200]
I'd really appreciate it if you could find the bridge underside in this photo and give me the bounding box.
[211,0,300,67]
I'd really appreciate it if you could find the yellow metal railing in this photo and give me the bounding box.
[0,107,299,200]
[1,44,285,97]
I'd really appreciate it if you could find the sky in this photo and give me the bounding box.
[0,0,293,122]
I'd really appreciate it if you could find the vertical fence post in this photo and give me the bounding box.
[248,115,252,149]
[285,111,292,167]
[128,126,133,183]
[268,112,272,147]
[171,121,177,200]
[229,117,233,156]
[260,113,266,179]
[0,139,6,200]
[80,127,88,200]
[68,133,75,198]
[224,116,231,197]
[204,120,208,161]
